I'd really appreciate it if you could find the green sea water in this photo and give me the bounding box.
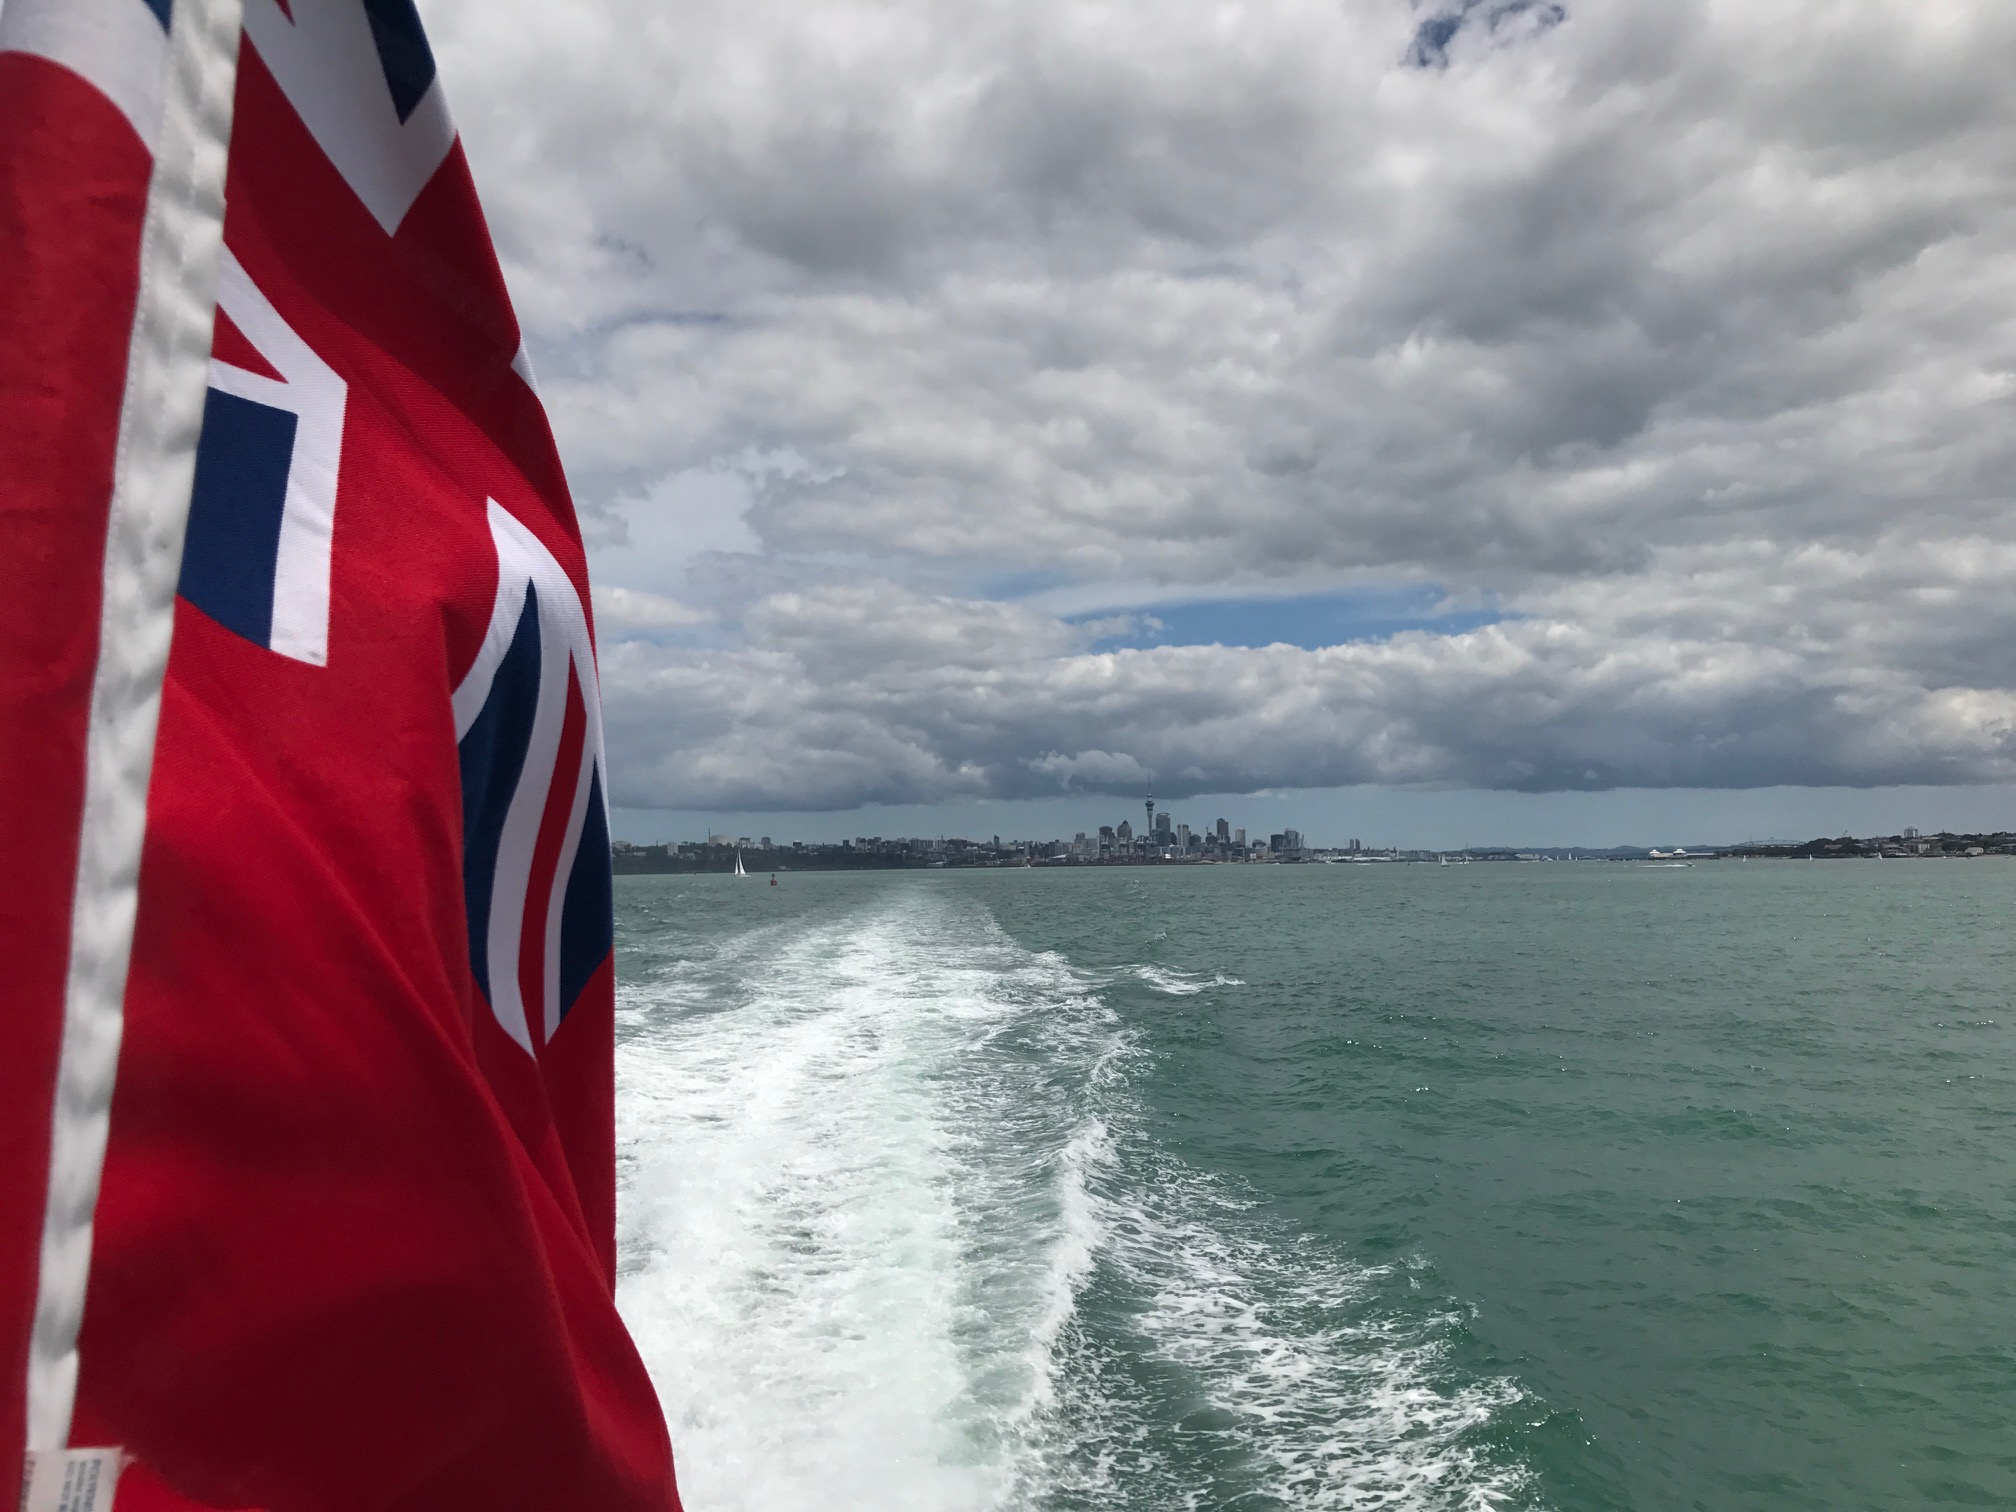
[611,861,2016,1511]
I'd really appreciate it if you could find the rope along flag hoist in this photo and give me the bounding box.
[0,0,681,1506]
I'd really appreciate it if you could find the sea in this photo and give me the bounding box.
[610,861,2016,1511]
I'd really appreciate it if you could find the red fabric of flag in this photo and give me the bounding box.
[0,46,156,1502]
[1,2,680,1508]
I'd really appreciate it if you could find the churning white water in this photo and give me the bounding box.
[613,887,1533,1512]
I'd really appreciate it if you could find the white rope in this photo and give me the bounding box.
[24,0,244,1455]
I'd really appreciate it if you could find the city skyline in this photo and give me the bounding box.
[614,822,2016,873]
[611,782,2016,859]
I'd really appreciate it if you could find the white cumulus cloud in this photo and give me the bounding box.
[425,0,2016,809]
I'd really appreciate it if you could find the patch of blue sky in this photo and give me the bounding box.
[975,566,1079,601]
[601,619,738,650]
[1073,586,1504,651]
[1408,0,1567,69]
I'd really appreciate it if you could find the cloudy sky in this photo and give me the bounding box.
[427,0,2016,845]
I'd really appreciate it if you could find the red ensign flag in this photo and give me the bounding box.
[0,0,681,1507]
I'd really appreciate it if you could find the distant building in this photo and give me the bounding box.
[612,814,1326,871]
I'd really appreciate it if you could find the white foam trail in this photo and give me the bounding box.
[1093,1169,1535,1510]
[615,887,1539,1512]
[1121,964,1244,996]
[615,892,1114,1512]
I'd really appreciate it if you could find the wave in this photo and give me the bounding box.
[1037,1154,1535,1510]
[614,888,1537,1511]
[1117,963,1246,996]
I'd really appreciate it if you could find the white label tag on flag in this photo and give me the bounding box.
[18,1449,127,1512]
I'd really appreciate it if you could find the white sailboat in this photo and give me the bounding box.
[733,848,747,878]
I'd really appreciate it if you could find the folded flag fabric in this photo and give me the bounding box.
[0,1,681,1507]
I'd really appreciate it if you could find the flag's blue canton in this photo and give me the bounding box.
[558,768,611,1011]
[360,0,436,123]
[180,390,298,648]
[141,0,172,29]
[455,553,614,1047]
[459,587,543,1012]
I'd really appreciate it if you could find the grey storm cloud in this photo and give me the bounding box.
[425,0,2016,809]
[594,565,2016,811]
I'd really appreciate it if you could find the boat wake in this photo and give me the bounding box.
[1117,962,1246,996]
[614,889,1539,1511]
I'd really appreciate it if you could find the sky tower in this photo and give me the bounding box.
[1145,787,1154,838]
